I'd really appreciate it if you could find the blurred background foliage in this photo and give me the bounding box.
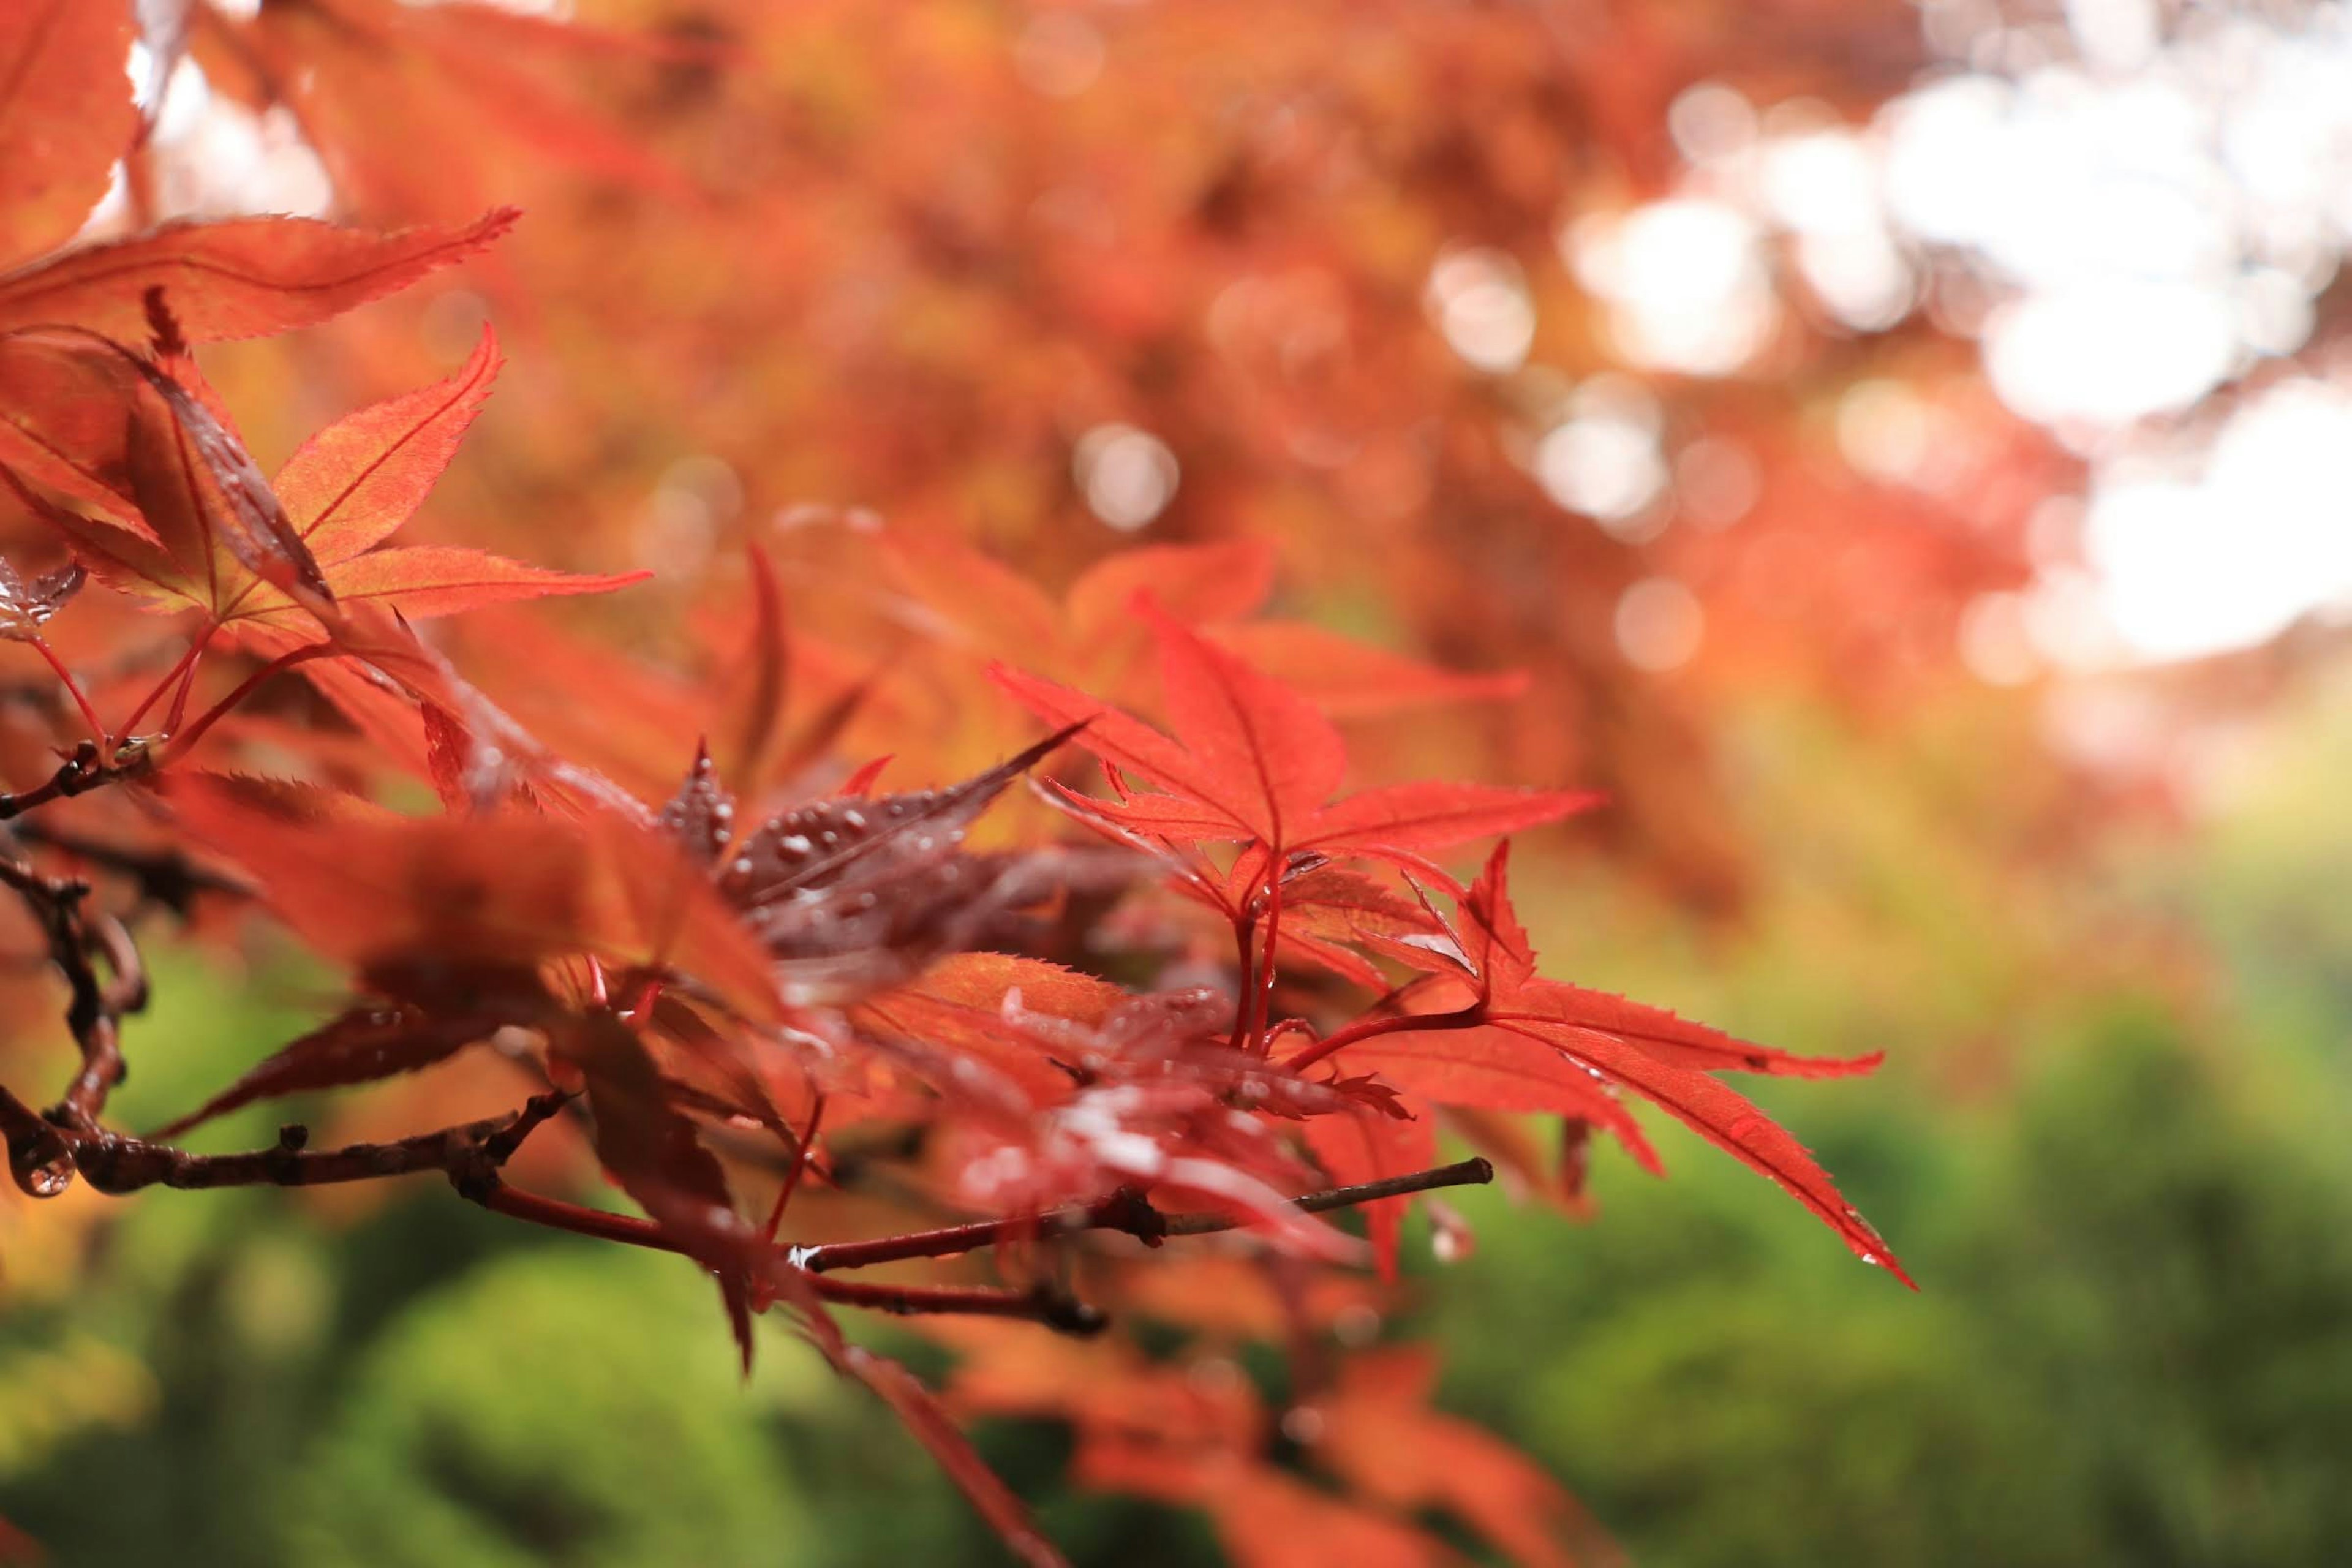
[9,0,2352,1562]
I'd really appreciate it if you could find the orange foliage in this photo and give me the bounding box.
[0,5,2002,1563]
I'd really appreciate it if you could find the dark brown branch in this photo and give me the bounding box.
[796,1157,1497,1272]
[464,1180,1109,1335]
[794,1185,1171,1273]
[0,853,146,1126]
[7,819,254,914]
[812,1277,1107,1336]
[3,991,1488,1339]
[1162,1156,1496,1235]
[63,1107,533,1195]
[0,739,156,821]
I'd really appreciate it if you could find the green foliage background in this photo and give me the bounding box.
[7,670,2351,1567]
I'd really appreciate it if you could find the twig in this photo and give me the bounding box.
[0,853,146,1126]
[794,1158,1496,1272]
[62,1108,533,1194]
[9,820,254,914]
[1160,1157,1494,1234]
[0,740,157,821]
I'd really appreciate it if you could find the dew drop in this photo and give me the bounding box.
[13,1151,75,1197]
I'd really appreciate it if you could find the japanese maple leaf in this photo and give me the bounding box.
[8,318,641,633]
[188,0,701,230]
[894,532,1521,718]
[0,0,139,270]
[992,600,1596,861]
[0,208,518,345]
[161,771,789,1031]
[1293,843,1913,1286]
[654,725,1111,1003]
[1305,1348,1615,1568]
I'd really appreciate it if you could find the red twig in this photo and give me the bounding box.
[1281,1002,1488,1074]
[26,637,108,746]
[115,627,213,739]
[762,1091,826,1242]
[160,642,334,760]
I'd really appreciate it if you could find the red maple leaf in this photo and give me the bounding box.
[993,599,1596,862]
[1289,843,1913,1286]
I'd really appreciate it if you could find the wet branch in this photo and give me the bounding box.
[0,818,1490,1343]
[0,739,157,821]
[0,851,147,1128]
[795,1157,1496,1273]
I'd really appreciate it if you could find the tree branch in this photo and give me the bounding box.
[7,819,254,914]
[794,1157,1496,1272]
[0,853,147,1127]
[0,739,156,821]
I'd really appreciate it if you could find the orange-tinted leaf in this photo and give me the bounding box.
[997,606,1347,848]
[1313,1348,1610,1568]
[1149,603,1346,845]
[1064,538,1275,647]
[123,339,336,613]
[1213,620,1526,717]
[162,772,786,1027]
[1513,978,1884,1079]
[241,545,647,623]
[1210,1471,1447,1568]
[1484,1012,1914,1285]
[0,0,138,268]
[1327,842,1910,1283]
[1303,1104,1436,1283]
[853,952,1126,1099]
[0,208,518,342]
[0,329,147,520]
[1299,781,1601,859]
[274,323,503,562]
[993,663,1245,831]
[816,1333,1070,1568]
[884,531,1059,656]
[1323,1026,1659,1174]
[148,1003,496,1139]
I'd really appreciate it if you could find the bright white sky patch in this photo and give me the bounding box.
[2082,382,2352,661]
[1567,199,1779,376]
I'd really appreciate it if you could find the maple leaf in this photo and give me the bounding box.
[8,318,643,634]
[807,1317,1069,1568]
[1306,1348,1617,1568]
[0,208,519,343]
[890,532,1525,725]
[665,726,1108,1003]
[1302,1098,1436,1282]
[995,601,1594,858]
[0,0,138,270]
[1295,843,1913,1286]
[148,1003,503,1140]
[849,951,1129,1101]
[565,1011,764,1373]
[160,772,789,1030]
